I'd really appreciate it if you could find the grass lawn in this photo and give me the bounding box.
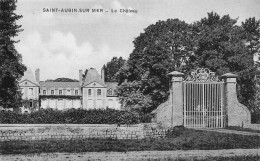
[225,126,260,133]
[0,128,260,154]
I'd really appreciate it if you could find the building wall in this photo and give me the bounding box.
[19,81,39,100]
[82,87,107,109]
[41,99,81,110]
[82,82,107,109]
[19,81,39,113]
[106,97,121,110]
[82,90,121,110]
[40,88,81,96]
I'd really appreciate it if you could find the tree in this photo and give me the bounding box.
[45,78,79,82]
[117,12,260,115]
[0,0,26,108]
[241,17,260,114]
[117,19,195,113]
[242,17,260,55]
[103,56,125,82]
[191,12,259,110]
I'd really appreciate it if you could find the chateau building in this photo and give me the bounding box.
[19,68,121,113]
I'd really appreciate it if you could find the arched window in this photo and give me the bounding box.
[108,89,113,96]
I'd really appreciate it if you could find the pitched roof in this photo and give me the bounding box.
[20,68,39,86]
[40,81,81,89]
[82,68,106,86]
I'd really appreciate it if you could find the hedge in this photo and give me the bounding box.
[0,108,140,124]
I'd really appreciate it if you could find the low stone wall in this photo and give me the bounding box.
[0,123,167,141]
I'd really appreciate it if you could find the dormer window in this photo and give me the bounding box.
[108,89,113,96]
[43,90,46,95]
[59,90,62,95]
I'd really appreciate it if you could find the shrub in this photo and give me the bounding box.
[0,109,139,124]
[165,126,186,138]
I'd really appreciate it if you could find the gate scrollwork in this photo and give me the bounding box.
[185,68,221,82]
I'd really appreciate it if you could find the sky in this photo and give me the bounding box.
[15,0,260,81]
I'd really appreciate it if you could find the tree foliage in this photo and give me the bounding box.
[103,56,125,82]
[45,78,79,82]
[0,0,26,108]
[191,12,259,109]
[117,19,194,113]
[117,12,260,114]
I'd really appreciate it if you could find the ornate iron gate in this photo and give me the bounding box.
[183,68,226,128]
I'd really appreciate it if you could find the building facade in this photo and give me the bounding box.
[19,68,40,113]
[19,68,121,113]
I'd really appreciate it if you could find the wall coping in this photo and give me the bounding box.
[221,73,238,78]
[167,71,184,77]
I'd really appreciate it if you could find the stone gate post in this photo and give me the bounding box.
[167,71,185,128]
[222,73,251,127]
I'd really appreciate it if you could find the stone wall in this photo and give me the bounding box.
[0,123,167,141]
[151,101,171,128]
[222,74,251,127]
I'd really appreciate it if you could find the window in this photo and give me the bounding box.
[97,89,101,96]
[29,88,33,96]
[51,90,54,95]
[67,90,71,95]
[59,90,62,95]
[75,90,78,95]
[43,90,46,95]
[108,89,112,96]
[88,89,91,96]
[25,82,27,85]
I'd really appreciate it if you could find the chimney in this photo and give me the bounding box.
[79,69,83,86]
[101,67,105,82]
[35,68,40,83]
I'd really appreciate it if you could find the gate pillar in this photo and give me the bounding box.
[222,73,251,127]
[167,71,185,128]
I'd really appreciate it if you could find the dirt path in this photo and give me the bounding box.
[1,149,260,161]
